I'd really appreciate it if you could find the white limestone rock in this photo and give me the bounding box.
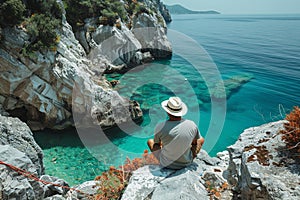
[0,145,44,200]
[132,13,172,59]
[0,19,142,130]
[227,120,300,199]
[89,24,142,66]
[0,115,44,175]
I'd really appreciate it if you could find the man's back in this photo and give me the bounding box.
[154,119,200,169]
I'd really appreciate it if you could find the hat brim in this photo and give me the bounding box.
[161,100,188,117]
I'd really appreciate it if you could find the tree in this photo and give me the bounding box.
[25,13,61,51]
[0,0,26,27]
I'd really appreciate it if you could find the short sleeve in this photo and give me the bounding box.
[194,128,201,139]
[154,122,163,143]
[193,121,201,140]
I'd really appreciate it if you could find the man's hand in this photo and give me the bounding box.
[191,137,204,159]
[152,142,162,151]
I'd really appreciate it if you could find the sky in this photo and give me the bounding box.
[161,0,300,14]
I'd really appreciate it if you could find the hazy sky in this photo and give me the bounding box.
[162,0,300,14]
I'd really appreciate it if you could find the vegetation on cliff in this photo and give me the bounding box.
[0,0,62,52]
[64,0,153,30]
[94,150,159,199]
[0,0,167,53]
[281,106,300,159]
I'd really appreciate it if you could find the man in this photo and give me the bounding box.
[147,96,205,169]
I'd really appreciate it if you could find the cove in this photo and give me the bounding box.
[34,14,300,185]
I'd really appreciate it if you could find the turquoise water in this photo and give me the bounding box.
[34,14,300,185]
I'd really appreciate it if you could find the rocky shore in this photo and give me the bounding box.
[1,114,299,199]
[0,0,171,131]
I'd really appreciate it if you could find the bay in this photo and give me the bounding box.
[34,14,300,185]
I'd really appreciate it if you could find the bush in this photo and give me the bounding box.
[281,106,300,159]
[24,13,61,51]
[65,0,127,28]
[100,9,118,26]
[124,0,150,16]
[64,0,102,28]
[94,150,159,199]
[0,0,26,27]
[25,0,62,19]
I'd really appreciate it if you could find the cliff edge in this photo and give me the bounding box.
[121,120,300,200]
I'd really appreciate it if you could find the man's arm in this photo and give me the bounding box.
[191,137,204,159]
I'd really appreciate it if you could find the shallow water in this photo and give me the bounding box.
[34,14,300,185]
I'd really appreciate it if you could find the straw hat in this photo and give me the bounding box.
[161,97,188,117]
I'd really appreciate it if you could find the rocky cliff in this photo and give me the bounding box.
[121,121,300,200]
[0,115,69,199]
[0,0,171,131]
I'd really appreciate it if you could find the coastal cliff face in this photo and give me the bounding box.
[0,0,171,130]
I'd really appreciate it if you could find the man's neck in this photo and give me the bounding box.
[168,115,182,121]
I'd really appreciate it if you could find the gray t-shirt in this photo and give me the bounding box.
[154,119,201,169]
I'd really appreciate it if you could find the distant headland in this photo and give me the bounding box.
[166,4,220,15]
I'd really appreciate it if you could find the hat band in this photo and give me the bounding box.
[166,104,182,112]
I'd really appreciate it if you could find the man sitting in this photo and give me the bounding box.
[147,97,205,169]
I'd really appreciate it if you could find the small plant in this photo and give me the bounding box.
[281,106,300,159]
[94,150,159,199]
[205,181,229,200]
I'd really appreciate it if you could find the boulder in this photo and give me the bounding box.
[67,180,99,200]
[41,175,70,198]
[44,194,66,200]
[0,115,44,175]
[227,120,300,199]
[121,149,231,200]
[121,165,176,200]
[151,169,208,200]
[132,13,172,59]
[0,145,44,200]
[89,24,142,66]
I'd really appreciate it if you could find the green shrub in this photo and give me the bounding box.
[65,0,128,29]
[100,9,118,26]
[25,0,63,19]
[24,13,61,52]
[0,0,26,27]
[134,3,150,15]
[64,0,103,29]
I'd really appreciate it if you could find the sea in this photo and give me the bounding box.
[34,14,300,185]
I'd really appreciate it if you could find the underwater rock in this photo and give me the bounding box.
[211,74,253,100]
